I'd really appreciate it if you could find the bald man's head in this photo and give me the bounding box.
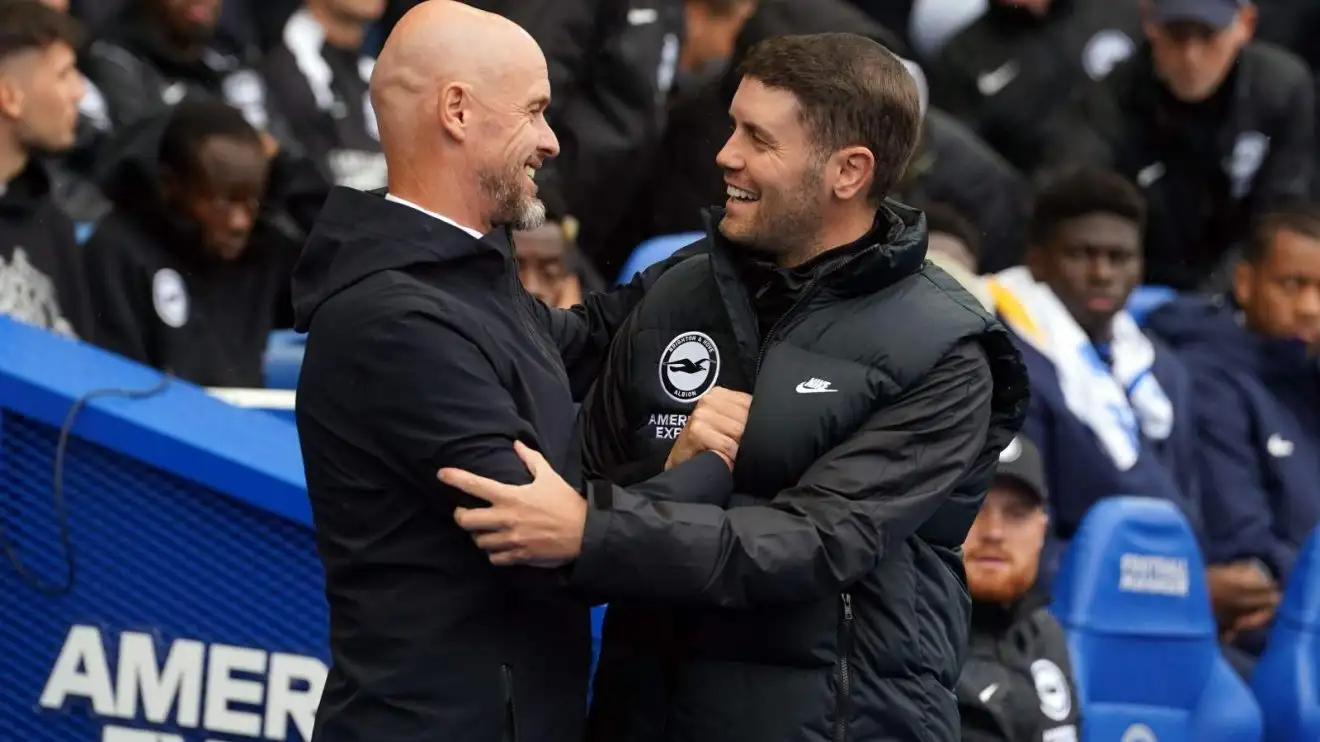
[370,1,559,231]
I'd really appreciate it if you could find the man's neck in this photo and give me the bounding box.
[778,206,877,269]
[386,174,488,235]
[0,135,29,186]
[306,2,366,50]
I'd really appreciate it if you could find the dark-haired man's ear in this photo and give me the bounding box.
[830,146,875,202]
[0,77,24,120]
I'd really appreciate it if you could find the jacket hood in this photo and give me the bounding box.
[1146,294,1313,378]
[291,187,512,331]
[703,198,929,297]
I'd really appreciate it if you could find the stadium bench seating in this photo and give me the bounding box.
[1051,497,1262,742]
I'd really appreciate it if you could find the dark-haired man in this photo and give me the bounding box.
[989,166,1199,582]
[83,99,292,387]
[0,0,95,339]
[1146,203,1320,657]
[443,32,1030,742]
[1042,0,1315,290]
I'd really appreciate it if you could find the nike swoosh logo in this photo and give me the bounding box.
[795,383,838,394]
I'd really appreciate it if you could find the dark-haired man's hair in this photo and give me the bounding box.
[0,0,83,63]
[918,200,980,260]
[738,32,921,205]
[1029,166,1146,247]
[1244,201,1320,264]
[159,98,264,184]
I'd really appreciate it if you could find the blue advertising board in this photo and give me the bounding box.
[0,318,323,742]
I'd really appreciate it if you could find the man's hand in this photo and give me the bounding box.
[665,387,752,470]
[440,441,587,567]
[1207,562,1280,636]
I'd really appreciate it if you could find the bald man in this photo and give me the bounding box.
[289,3,731,741]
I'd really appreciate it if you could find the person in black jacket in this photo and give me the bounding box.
[959,434,1082,742]
[0,0,96,339]
[261,0,386,190]
[444,32,1031,742]
[1041,0,1315,290]
[83,99,295,387]
[927,0,1142,174]
[80,0,298,150]
[291,5,734,742]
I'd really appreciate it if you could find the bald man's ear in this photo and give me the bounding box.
[439,82,471,142]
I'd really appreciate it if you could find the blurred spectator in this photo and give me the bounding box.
[907,0,987,61]
[1042,0,1315,290]
[9,0,115,224]
[1146,203,1320,651]
[80,0,299,150]
[927,0,1141,173]
[261,0,386,189]
[514,217,606,309]
[84,99,296,387]
[897,107,1030,271]
[989,167,1200,581]
[678,0,756,91]
[920,199,995,309]
[0,0,96,338]
[958,435,1081,742]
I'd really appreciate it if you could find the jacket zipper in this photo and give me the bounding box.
[502,664,519,742]
[834,592,854,742]
[753,245,882,377]
[509,271,567,377]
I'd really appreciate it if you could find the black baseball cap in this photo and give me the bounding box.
[1152,0,1247,31]
[995,436,1047,507]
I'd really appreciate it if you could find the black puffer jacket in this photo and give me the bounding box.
[575,203,1030,742]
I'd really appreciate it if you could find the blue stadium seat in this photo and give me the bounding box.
[264,329,306,390]
[1126,285,1178,325]
[1251,528,1320,742]
[616,232,704,285]
[1052,497,1262,742]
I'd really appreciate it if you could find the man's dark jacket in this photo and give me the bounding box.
[290,187,730,742]
[927,0,1142,173]
[958,597,1082,742]
[80,5,299,148]
[1041,42,1315,289]
[0,160,96,340]
[576,203,1031,742]
[1146,296,1320,580]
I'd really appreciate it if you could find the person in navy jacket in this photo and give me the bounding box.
[1146,202,1320,649]
[990,166,1200,583]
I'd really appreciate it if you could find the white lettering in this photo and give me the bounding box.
[263,653,328,740]
[1119,554,1189,597]
[40,625,117,716]
[115,632,204,727]
[202,645,267,737]
[649,413,688,440]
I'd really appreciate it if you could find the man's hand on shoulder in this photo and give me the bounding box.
[665,387,752,471]
[442,441,587,567]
